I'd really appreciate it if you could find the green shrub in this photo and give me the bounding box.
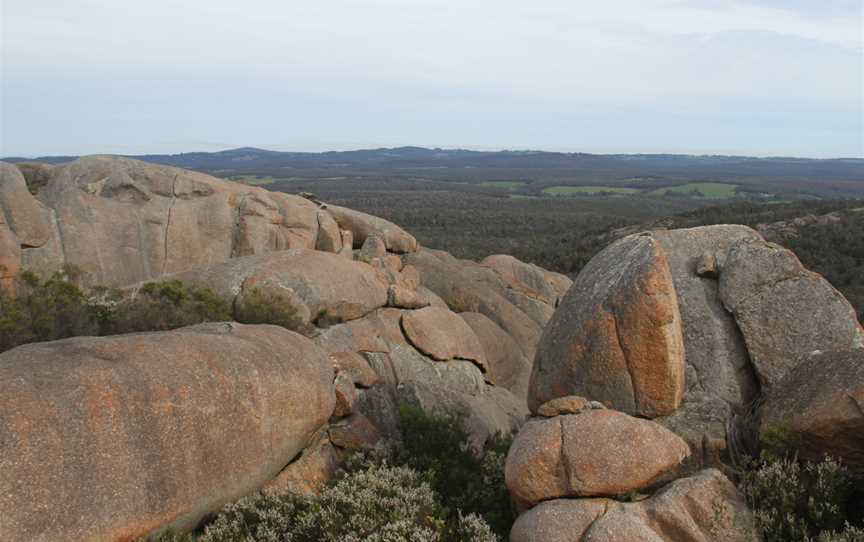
[105,280,231,334]
[391,404,513,537]
[233,286,314,336]
[166,464,497,542]
[739,453,860,542]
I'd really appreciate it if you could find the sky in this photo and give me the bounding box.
[1,0,862,158]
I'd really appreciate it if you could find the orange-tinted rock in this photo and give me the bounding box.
[172,249,388,326]
[264,434,340,496]
[333,372,357,417]
[315,208,343,253]
[480,254,561,306]
[506,411,689,507]
[0,323,335,541]
[536,395,590,417]
[0,219,20,293]
[314,308,407,354]
[328,412,382,450]
[761,349,864,465]
[529,234,685,418]
[460,311,531,396]
[325,204,418,253]
[511,470,757,542]
[331,351,379,388]
[388,284,431,309]
[402,306,486,368]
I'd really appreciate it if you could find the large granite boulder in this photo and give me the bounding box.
[529,234,685,418]
[404,248,544,360]
[760,348,864,465]
[480,254,567,306]
[505,410,690,508]
[0,162,53,248]
[6,156,346,287]
[402,306,486,367]
[719,238,864,389]
[510,469,758,542]
[170,249,388,326]
[0,323,335,541]
[325,204,418,253]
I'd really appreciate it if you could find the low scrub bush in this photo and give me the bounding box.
[738,452,863,542]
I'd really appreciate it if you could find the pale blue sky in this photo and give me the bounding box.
[1,0,862,158]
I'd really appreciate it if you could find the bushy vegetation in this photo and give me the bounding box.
[0,270,310,353]
[149,405,509,542]
[737,431,864,542]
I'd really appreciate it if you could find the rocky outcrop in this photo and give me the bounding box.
[460,311,532,397]
[170,249,389,326]
[760,348,864,465]
[0,162,53,248]
[402,306,487,368]
[0,323,335,542]
[480,254,570,306]
[510,469,758,542]
[505,410,689,508]
[719,238,864,389]
[325,204,418,253]
[529,234,685,418]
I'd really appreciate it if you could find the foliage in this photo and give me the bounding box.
[0,274,231,353]
[233,286,314,336]
[738,453,861,542]
[147,463,498,542]
[391,404,513,537]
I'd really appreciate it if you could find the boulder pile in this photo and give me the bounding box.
[509,224,864,540]
[0,156,570,541]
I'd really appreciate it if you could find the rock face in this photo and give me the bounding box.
[529,234,685,418]
[0,323,335,542]
[0,156,421,289]
[505,410,690,508]
[760,348,864,465]
[480,254,568,306]
[460,311,532,397]
[510,469,758,542]
[171,249,389,326]
[402,306,486,367]
[719,238,864,389]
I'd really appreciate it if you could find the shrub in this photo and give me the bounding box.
[105,280,231,334]
[233,286,314,336]
[391,404,513,537]
[738,453,860,542]
[173,464,496,542]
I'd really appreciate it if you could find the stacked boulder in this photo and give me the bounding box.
[0,156,571,541]
[510,224,864,540]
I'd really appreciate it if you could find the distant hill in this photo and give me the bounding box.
[4,146,864,199]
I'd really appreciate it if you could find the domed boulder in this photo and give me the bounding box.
[505,410,690,508]
[529,234,685,418]
[402,306,487,369]
[719,238,864,389]
[0,162,53,248]
[480,254,563,306]
[325,204,417,254]
[0,323,335,542]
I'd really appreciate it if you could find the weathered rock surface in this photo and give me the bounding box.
[331,351,379,388]
[265,433,340,496]
[511,469,757,542]
[0,162,53,248]
[404,248,543,360]
[329,412,382,450]
[333,372,357,417]
[761,348,864,465]
[719,238,864,388]
[529,234,685,418]
[326,204,418,253]
[480,254,566,306]
[2,156,364,287]
[536,395,590,417]
[172,249,388,326]
[505,410,690,507]
[0,323,335,542]
[402,306,487,368]
[460,311,532,397]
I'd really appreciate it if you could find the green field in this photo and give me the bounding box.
[232,175,277,185]
[481,180,527,190]
[651,182,738,199]
[542,185,642,196]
